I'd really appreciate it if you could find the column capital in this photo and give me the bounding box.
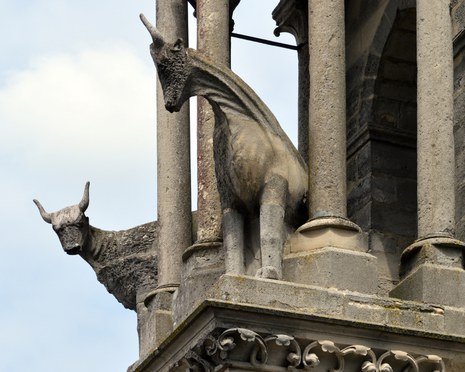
[272,0,308,44]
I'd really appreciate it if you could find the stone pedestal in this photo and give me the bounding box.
[285,216,378,293]
[391,237,465,307]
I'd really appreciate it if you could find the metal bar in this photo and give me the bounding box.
[231,32,304,50]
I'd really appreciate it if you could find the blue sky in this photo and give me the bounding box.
[1,1,297,370]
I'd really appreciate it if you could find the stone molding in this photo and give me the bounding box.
[171,327,445,371]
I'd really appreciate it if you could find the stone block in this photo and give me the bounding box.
[372,174,397,204]
[374,97,401,127]
[398,101,417,133]
[283,247,378,294]
[445,306,465,337]
[372,142,416,178]
[137,291,174,358]
[390,264,465,307]
[372,200,416,237]
[381,59,416,84]
[383,29,417,62]
[377,79,417,103]
[173,242,225,325]
[347,175,371,217]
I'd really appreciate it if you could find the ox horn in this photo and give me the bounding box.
[78,181,90,212]
[140,13,166,50]
[33,199,52,224]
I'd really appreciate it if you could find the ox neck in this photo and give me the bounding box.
[187,49,274,128]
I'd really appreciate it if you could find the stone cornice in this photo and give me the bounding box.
[129,292,465,371]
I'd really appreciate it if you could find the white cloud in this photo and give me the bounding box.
[0,47,153,371]
[0,46,159,230]
[0,47,156,169]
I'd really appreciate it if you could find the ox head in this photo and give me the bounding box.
[140,13,191,113]
[33,182,90,255]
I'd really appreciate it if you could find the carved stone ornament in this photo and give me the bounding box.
[169,328,445,372]
[140,14,308,281]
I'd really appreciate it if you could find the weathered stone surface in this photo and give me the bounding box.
[155,0,192,290]
[194,0,230,246]
[416,0,455,239]
[308,0,347,219]
[129,297,465,371]
[34,183,158,310]
[284,247,378,294]
[35,1,465,370]
[137,291,174,358]
[391,264,465,308]
[142,15,307,282]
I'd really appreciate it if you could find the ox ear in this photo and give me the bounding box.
[33,199,52,224]
[78,182,90,212]
[172,38,184,52]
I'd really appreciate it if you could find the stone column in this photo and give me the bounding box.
[417,0,455,240]
[138,0,191,356]
[284,0,377,294]
[307,0,346,220]
[191,0,230,251]
[173,0,236,325]
[272,0,309,162]
[390,0,465,307]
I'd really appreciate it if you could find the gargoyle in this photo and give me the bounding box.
[33,182,158,310]
[141,15,308,279]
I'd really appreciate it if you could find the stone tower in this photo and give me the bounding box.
[33,0,465,370]
[128,0,465,370]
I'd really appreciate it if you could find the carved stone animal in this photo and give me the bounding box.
[141,15,308,279]
[33,182,158,310]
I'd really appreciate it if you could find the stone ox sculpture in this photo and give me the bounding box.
[33,182,158,310]
[141,15,308,279]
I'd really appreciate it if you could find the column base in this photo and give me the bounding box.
[284,216,377,293]
[293,216,366,252]
[390,236,465,307]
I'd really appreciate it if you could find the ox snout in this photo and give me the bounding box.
[63,244,82,255]
[165,100,180,113]
[56,225,87,256]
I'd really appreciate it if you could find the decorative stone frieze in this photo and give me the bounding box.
[168,328,445,371]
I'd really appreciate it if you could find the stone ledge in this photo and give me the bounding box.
[129,293,465,371]
[130,274,465,371]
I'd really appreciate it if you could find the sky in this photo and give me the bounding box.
[0,1,297,371]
